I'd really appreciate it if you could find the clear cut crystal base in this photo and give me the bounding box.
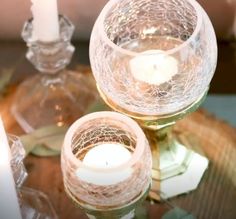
[11,71,98,133]
[9,134,58,218]
[19,187,58,219]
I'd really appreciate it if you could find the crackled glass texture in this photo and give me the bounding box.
[61,112,152,208]
[90,0,217,115]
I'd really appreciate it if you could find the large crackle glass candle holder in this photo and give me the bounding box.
[11,15,97,133]
[89,0,217,200]
[61,111,152,219]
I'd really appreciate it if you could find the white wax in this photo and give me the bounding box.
[0,118,22,219]
[130,50,178,85]
[31,0,60,42]
[76,143,132,185]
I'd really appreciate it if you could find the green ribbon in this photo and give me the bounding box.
[20,125,68,157]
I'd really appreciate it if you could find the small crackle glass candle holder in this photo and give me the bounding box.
[61,111,152,219]
[11,15,98,134]
[9,134,58,219]
[90,0,217,200]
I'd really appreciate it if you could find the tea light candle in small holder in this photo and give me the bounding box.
[61,112,152,219]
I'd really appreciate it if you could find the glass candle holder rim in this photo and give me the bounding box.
[8,134,25,161]
[22,15,74,45]
[93,0,203,57]
[8,134,22,145]
[63,111,147,173]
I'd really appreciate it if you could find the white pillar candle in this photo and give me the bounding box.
[130,50,178,85]
[0,117,22,219]
[31,0,60,42]
[76,143,132,185]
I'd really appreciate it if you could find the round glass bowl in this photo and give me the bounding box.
[90,0,217,116]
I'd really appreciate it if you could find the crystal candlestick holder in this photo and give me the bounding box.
[11,15,97,133]
[9,134,58,219]
[61,112,152,219]
[90,0,218,200]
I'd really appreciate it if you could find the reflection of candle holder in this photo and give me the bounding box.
[61,112,152,219]
[90,0,217,200]
[9,135,58,219]
[11,15,97,133]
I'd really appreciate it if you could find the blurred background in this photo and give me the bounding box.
[0,0,235,124]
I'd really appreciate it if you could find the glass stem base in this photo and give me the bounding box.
[65,184,150,219]
[97,87,209,201]
[144,124,209,201]
[11,71,98,133]
[86,210,135,219]
[18,187,57,219]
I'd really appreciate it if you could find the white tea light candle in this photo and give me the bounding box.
[130,50,178,85]
[31,0,60,42]
[0,117,22,219]
[76,143,132,185]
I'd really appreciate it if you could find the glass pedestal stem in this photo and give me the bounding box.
[98,87,209,201]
